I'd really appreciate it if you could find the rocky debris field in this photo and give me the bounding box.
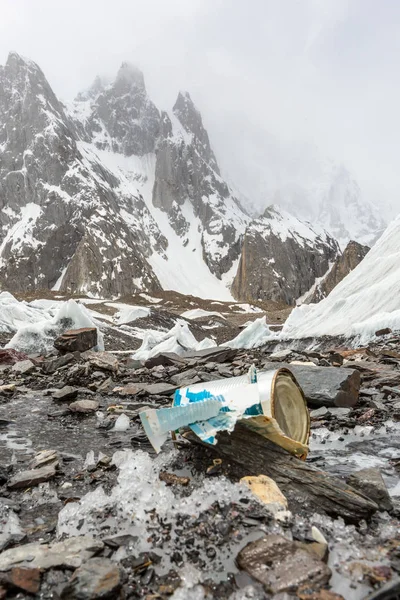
[0,329,400,599]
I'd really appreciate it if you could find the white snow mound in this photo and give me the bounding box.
[132,321,214,361]
[6,299,104,354]
[224,316,275,349]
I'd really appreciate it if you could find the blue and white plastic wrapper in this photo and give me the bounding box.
[140,367,310,458]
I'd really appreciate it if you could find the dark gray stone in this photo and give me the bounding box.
[141,382,176,396]
[347,468,393,512]
[55,328,97,353]
[42,353,76,374]
[263,363,361,407]
[53,386,78,401]
[69,399,99,413]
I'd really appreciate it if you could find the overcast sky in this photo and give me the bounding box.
[1,0,399,213]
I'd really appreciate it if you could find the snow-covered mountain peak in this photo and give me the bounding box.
[115,61,145,89]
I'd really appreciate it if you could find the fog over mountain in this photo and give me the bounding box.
[1,0,399,221]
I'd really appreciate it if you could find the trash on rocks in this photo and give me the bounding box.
[54,327,98,354]
[140,366,310,457]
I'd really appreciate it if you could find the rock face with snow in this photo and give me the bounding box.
[306,240,369,304]
[282,216,400,341]
[231,206,340,305]
[0,52,344,302]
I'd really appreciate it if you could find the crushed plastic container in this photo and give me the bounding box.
[140,366,310,459]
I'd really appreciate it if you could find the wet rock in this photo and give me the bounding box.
[0,349,29,365]
[237,534,331,594]
[11,360,35,375]
[69,399,99,413]
[0,468,7,486]
[376,328,392,337]
[29,449,59,470]
[42,353,76,374]
[8,567,41,594]
[0,536,103,571]
[347,468,393,512]
[159,471,190,486]
[55,327,98,354]
[53,386,79,401]
[61,558,121,599]
[263,363,361,407]
[310,407,328,419]
[86,351,119,373]
[0,384,15,396]
[8,463,57,489]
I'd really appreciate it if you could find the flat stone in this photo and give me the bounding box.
[8,464,57,490]
[375,327,392,337]
[171,368,200,386]
[0,349,29,365]
[86,351,118,373]
[144,352,186,369]
[9,567,41,594]
[42,353,76,374]
[29,449,59,470]
[55,328,97,354]
[114,384,144,396]
[263,363,361,408]
[237,534,331,594]
[61,558,121,599]
[69,399,99,413]
[310,407,329,419]
[327,407,352,417]
[182,346,237,363]
[269,349,294,361]
[0,536,104,571]
[347,468,393,512]
[11,360,35,375]
[53,386,78,401]
[141,382,176,395]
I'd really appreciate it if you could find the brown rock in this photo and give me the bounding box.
[237,534,331,594]
[69,400,99,413]
[159,471,190,486]
[375,327,392,337]
[86,351,118,372]
[55,328,98,353]
[0,349,29,365]
[10,567,41,594]
[8,464,57,489]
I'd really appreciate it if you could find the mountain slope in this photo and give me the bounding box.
[0,52,342,302]
[282,216,400,340]
[231,206,340,305]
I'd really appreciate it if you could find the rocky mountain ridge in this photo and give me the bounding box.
[0,52,360,301]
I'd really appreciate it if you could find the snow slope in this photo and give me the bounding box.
[282,215,400,342]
